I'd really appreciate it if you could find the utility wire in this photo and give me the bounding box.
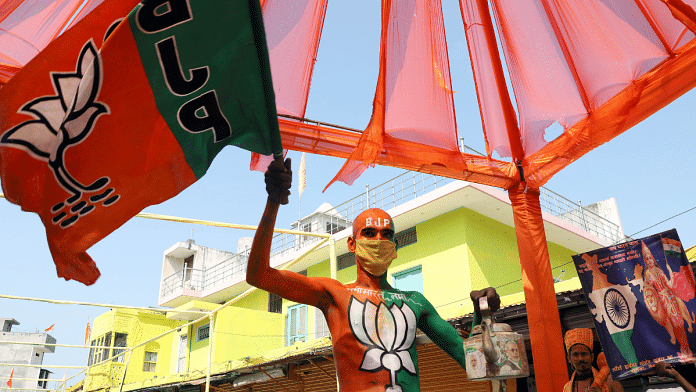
[625,205,696,238]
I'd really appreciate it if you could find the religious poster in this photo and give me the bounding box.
[572,229,696,380]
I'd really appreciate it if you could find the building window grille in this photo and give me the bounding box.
[337,253,356,270]
[394,227,417,248]
[143,351,158,372]
[112,333,127,363]
[268,292,283,314]
[314,307,330,339]
[197,324,210,341]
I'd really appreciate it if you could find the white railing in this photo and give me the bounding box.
[164,151,624,298]
[161,267,204,298]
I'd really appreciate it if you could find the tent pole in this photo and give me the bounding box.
[509,183,569,391]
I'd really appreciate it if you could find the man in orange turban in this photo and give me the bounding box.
[563,328,624,392]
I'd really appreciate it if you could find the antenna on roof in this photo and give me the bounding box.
[187,229,195,248]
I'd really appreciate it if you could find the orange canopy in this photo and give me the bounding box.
[3,0,696,389]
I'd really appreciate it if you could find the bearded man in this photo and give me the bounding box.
[247,158,500,392]
[563,328,624,392]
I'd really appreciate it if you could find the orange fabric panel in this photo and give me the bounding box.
[251,0,328,172]
[524,38,696,187]
[508,183,568,392]
[327,0,465,190]
[277,118,519,189]
[262,0,328,117]
[0,0,91,84]
[459,0,521,159]
[488,0,680,158]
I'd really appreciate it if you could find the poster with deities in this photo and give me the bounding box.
[572,229,696,380]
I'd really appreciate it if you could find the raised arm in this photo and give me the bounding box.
[246,157,332,308]
[417,287,501,370]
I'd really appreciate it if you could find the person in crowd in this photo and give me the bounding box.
[563,328,624,392]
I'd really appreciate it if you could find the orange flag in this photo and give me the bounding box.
[45,324,55,332]
[6,368,13,388]
[84,322,91,345]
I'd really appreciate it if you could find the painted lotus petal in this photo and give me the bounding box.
[4,122,57,158]
[397,303,417,350]
[79,41,97,76]
[73,60,97,113]
[377,302,397,351]
[54,74,81,111]
[360,347,384,371]
[64,104,106,139]
[396,350,416,374]
[23,97,65,133]
[364,300,381,348]
[349,297,373,347]
[390,303,407,351]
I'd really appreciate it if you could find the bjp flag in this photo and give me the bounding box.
[0,0,283,285]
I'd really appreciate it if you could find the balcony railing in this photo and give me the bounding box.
[162,152,624,300]
[268,168,625,256]
[204,253,249,290]
[161,267,204,299]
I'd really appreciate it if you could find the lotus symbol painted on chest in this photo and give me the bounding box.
[349,296,417,392]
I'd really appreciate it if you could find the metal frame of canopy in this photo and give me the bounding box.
[272,1,696,389]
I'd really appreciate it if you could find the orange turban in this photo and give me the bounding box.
[564,328,593,352]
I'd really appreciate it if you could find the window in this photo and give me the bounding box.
[143,351,158,372]
[314,307,330,339]
[88,339,96,366]
[392,265,423,294]
[112,333,127,363]
[286,304,307,346]
[302,223,312,242]
[268,293,283,314]
[38,369,49,388]
[326,222,346,234]
[102,332,112,361]
[197,324,210,341]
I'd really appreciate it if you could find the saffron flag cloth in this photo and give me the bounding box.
[84,322,91,345]
[45,324,55,332]
[0,0,283,285]
[572,229,696,380]
[6,368,12,388]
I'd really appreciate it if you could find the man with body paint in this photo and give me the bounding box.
[247,158,500,392]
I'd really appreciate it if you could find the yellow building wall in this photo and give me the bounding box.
[214,306,284,363]
[84,309,183,392]
[386,207,581,319]
[180,306,284,373]
[231,289,267,311]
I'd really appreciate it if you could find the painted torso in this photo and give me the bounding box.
[320,281,463,392]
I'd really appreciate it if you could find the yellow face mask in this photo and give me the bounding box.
[355,239,397,277]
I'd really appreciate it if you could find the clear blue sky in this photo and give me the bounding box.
[1,0,695,384]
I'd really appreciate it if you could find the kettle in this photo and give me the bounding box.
[464,297,530,380]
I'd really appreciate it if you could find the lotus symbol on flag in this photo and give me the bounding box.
[0,39,118,228]
[349,296,417,392]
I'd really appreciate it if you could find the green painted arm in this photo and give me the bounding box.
[416,293,468,370]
